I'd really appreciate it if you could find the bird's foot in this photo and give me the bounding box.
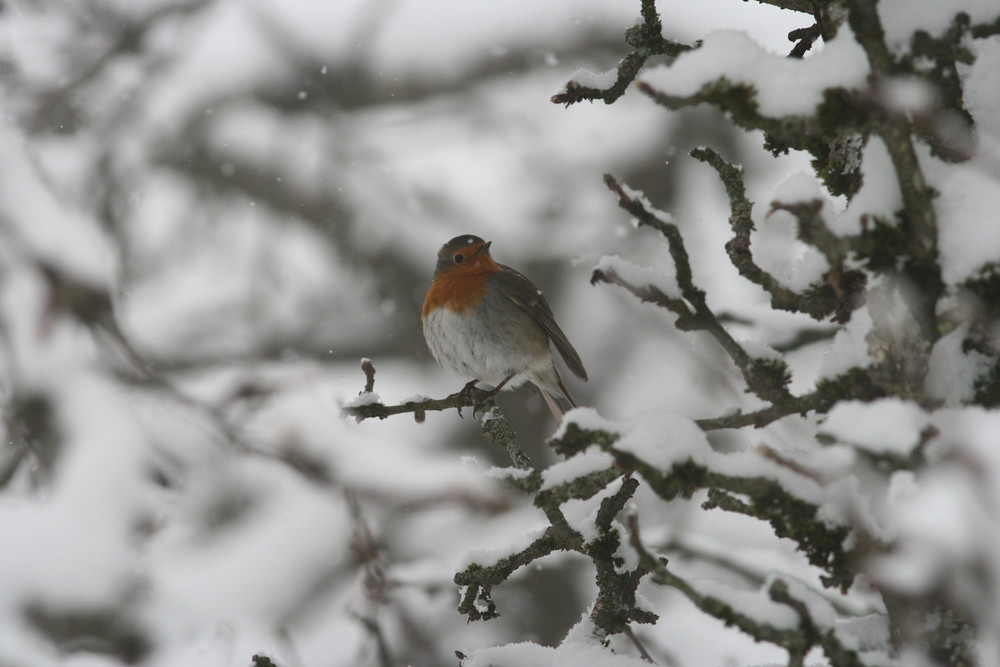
[472,374,514,417]
[450,375,513,418]
[449,379,481,418]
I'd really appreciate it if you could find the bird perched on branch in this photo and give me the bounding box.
[422,234,587,423]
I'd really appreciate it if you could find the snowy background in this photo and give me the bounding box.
[2,0,999,665]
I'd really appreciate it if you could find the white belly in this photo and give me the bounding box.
[422,307,551,389]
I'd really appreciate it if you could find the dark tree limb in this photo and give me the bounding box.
[455,528,564,621]
[345,491,396,667]
[587,477,658,635]
[788,24,823,58]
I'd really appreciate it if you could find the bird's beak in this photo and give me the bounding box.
[470,241,491,259]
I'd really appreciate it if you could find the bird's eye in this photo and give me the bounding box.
[454,254,464,264]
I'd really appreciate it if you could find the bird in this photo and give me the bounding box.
[422,234,587,423]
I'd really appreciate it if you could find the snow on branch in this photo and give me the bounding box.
[550,416,863,593]
[627,514,873,667]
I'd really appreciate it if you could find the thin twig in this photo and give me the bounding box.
[551,0,695,106]
[362,359,376,393]
[343,360,533,470]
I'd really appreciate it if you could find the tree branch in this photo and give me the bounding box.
[634,65,869,198]
[553,422,873,591]
[747,0,818,13]
[602,173,795,404]
[588,477,658,635]
[551,0,695,106]
[691,147,865,324]
[342,360,533,470]
[455,528,564,621]
[844,0,943,339]
[626,516,868,666]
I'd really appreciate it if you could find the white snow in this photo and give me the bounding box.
[869,406,1000,619]
[965,38,1000,142]
[555,407,622,437]
[771,171,827,205]
[485,465,535,481]
[561,478,626,543]
[566,67,620,90]
[873,468,981,592]
[0,122,113,283]
[741,339,785,362]
[689,576,799,630]
[149,458,352,628]
[593,254,682,300]
[818,306,875,378]
[463,613,653,666]
[0,378,148,609]
[460,527,550,570]
[879,76,937,116]
[925,324,991,405]
[342,391,383,408]
[822,399,930,455]
[641,30,869,118]
[837,137,902,233]
[541,447,616,490]
[753,171,836,291]
[613,411,711,470]
[930,156,1000,286]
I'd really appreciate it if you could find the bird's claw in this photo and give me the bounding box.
[448,380,502,419]
[449,379,480,418]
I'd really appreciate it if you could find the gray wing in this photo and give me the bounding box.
[491,266,588,381]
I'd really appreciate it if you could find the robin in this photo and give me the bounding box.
[422,234,587,422]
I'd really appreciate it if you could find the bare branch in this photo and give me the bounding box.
[361,359,376,394]
[602,173,795,405]
[551,0,695,106]
[342,360,533,470]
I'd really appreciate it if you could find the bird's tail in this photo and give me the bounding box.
[536,365,579,425]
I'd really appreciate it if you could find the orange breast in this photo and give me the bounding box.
[422,259,498,320]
